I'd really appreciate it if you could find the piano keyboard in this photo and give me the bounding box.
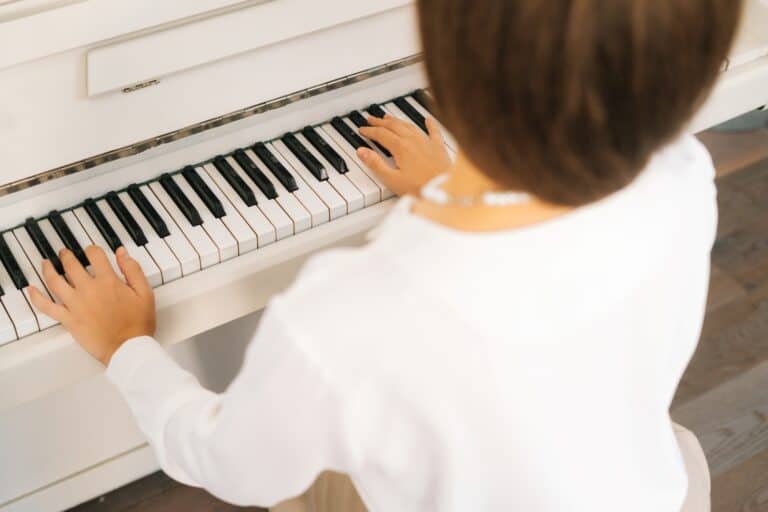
[0,90,444,346]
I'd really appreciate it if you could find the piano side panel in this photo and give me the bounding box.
[0,4,419,189]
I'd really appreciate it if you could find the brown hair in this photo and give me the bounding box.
[418,0,743,206]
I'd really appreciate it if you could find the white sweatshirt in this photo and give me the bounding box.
[107,134,717,511]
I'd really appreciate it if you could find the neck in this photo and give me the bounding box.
[440,153,509,197]
[411,152,573,232]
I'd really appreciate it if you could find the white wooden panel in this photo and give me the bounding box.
[730,0,768,67]
[88,0,413,95]
[0,371,146,506]
[0,5,419,189]
[0,317,254,508]
[1,445,157,512]
[0,0,256,70]
[690,55,768,132]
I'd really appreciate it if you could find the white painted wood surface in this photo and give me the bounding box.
[1,445,158,512]
[0,311,260,510]
[0,3,419,189]
[0,0,261,70]
[87,0,413,95]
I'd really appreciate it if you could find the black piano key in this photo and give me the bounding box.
[301,126,348,174]
[394,97,428,133]
[182,166,226,219]
[106,192,148,246]
[0,236,28,289]
[413,89,434,114]
[128,184,170,238]
[159,174,203,227]
[331,117,371,151]
[83,199,123,252]
[349,111,391,157]
[24,218,64,275]
[213,156,258,207]
[367,104,387,119]
[49,210,89,267]
[251,143,298,193]
[281,133,328,182]
[233,149,280,199]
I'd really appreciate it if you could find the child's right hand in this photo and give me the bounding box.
[358,115,452,197]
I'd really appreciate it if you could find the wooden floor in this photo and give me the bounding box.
[69,128,768,512]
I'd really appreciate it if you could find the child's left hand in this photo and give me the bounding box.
[28,246,156,366]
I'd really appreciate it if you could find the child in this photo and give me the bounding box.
[30,1,742,510]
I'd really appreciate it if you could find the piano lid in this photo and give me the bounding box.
[0,0,420,193]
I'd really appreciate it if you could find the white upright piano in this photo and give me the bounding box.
[0,1,765,510]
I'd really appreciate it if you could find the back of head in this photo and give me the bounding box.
[418,0,744,206]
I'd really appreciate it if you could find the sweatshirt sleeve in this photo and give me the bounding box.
[105,305,352,507]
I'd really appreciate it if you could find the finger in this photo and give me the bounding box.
[59,248,91,288]
[357,147,397,176]
[85,245,116,279]
[426,117,445,145]
[41,259,75,304]
[359,126,403,153]
[368,115,413,137]
[27,285,71,324]
[116,247,152,300]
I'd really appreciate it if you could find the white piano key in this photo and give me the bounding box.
[14,227,53,291]
[138,185,201,276]
[225,155,293,241]
[313,127,381,206]
[96,199,163,288]
[72,207,122,277]
[403,95,459,151]
[7,231,58,329]
[196,166,258,254]
[0,261,39,338]
[272,139,347,221]
[321,122,394,200]
[62,211,96,255]
[294,132,364,214]
[0,300,17,346]
[259,146,329,228]
[384,102,457,161]
[243,150,312,234]
[118,191,183,284]
[172,174,238,262]
[202,162,277,247]
[148,182,219,269]
[37,219,67,258]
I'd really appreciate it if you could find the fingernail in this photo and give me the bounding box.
[357,148,370,160]
[116,246,127,257]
